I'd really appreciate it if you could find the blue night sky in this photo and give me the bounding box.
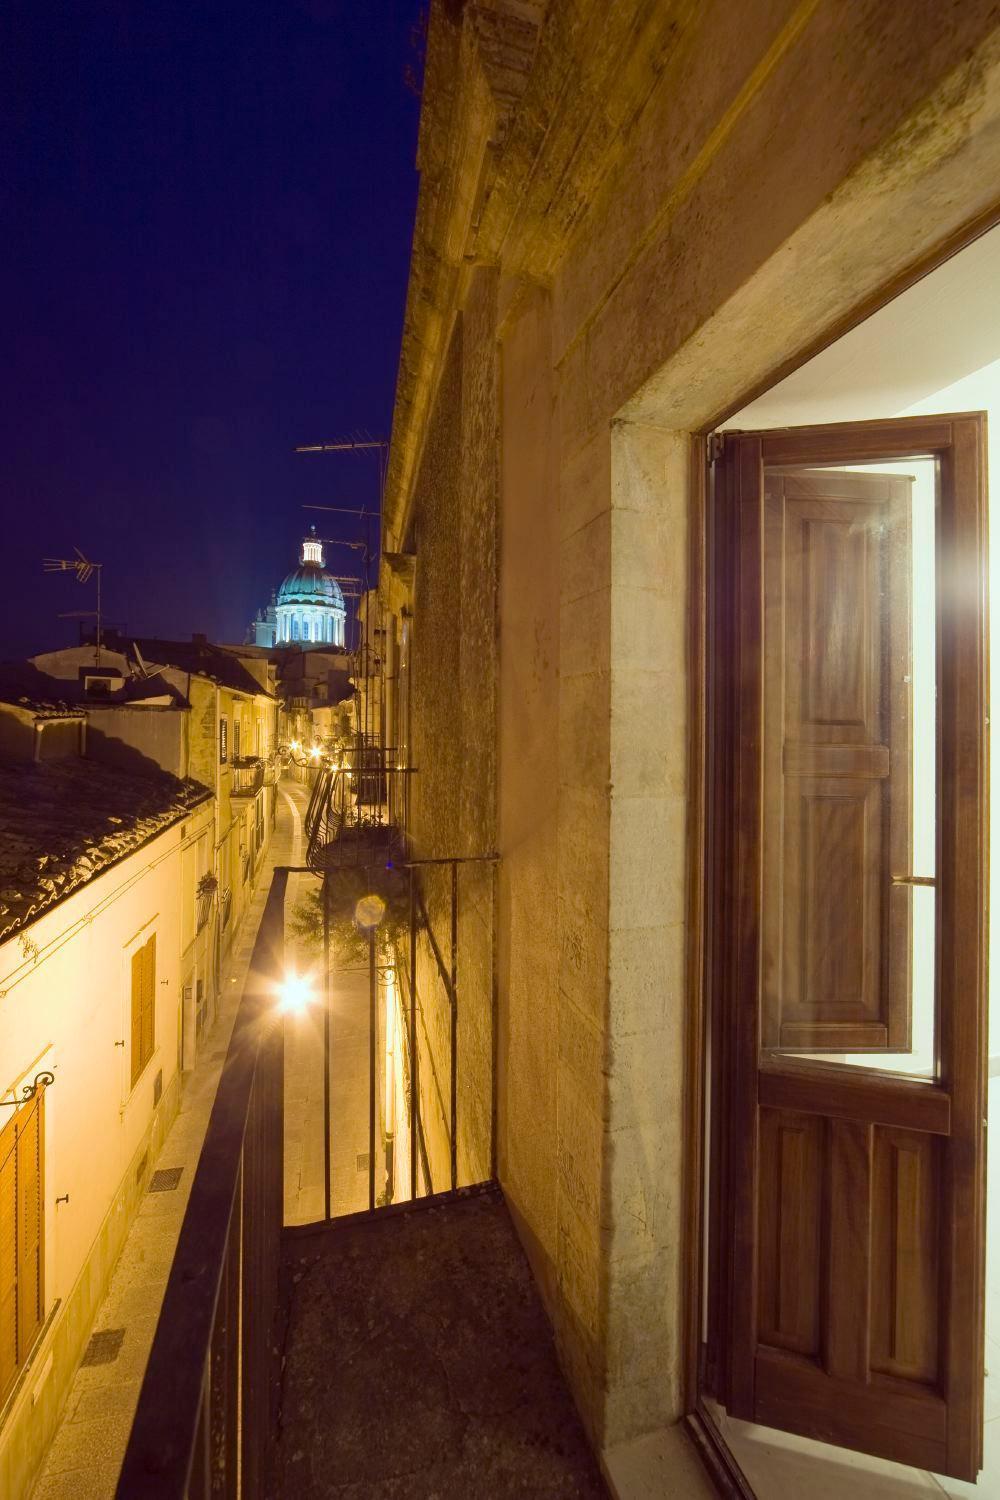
[1,1,422,657]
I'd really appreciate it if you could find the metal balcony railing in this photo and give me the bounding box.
[304,745,415,871]
[230,757,264,797]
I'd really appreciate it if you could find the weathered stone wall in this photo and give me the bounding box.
[407,270,498,1193]
[497,282,560,1312]
[386,0,1000,1457]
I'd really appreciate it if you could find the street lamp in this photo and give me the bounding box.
[276,971,314,1015]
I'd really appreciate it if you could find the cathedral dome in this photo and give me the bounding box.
[276,562,344,611]
[250,528,348,648]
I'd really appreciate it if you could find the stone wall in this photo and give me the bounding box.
[407,276,498,1193]
[385,0,1000,1455]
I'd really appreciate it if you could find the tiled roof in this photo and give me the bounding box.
[0,759,211,943]
[131,638,275,699]
[0,659,185,711]
[0,664,86,718]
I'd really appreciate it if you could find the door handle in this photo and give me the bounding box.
[891,874,936,887]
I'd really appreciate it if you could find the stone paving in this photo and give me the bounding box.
[30,777,308,1500]
[269,1185,610,1500]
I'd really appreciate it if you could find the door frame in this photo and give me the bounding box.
[680,217,998,1495]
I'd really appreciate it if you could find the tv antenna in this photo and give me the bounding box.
[43,548,104,666]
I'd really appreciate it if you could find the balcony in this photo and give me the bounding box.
[230,755,264,797]
[303,744,412,869]
[114,858,607,1499]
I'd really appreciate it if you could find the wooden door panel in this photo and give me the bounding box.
[754,1350,948,1475]
[871,1128,940,1385]
[757,1109,823,1358]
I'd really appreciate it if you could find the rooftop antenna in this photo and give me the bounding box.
[43,547,104,666]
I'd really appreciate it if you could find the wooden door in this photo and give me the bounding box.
[712,416,988,1481]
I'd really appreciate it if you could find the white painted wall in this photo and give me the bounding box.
[0,801,211,1324]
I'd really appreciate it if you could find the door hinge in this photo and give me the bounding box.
[707,432,725,465]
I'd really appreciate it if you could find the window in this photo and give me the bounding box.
[219,716,228,764]
[130,933,156,1089]
[233,718,241,760]
[291,616,299,641]
[0,1090,44,1405]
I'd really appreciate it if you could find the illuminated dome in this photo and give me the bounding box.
[270,529,346,646]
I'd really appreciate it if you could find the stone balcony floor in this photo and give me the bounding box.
[268,1185,609,1499]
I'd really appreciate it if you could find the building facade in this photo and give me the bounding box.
[28,639,281,1048]
[379,0,1000,1486]
[0,698,212,1500]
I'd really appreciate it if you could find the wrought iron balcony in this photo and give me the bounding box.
[303,744,415,870]
[230,756,264,796]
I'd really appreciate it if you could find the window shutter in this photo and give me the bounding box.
[0,1093,44,1406]
[0,1117,18,1403]
[130,948,144,1087]
[141,934,156,1070]
[16,1097,42,1364]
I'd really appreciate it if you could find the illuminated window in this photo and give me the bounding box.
[219,717,228,763]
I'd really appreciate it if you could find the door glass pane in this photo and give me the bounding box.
[760,459,937,1078]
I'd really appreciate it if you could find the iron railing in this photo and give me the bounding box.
[230,757,264,797]
[298,852,498,1223]
[304,747,414,871]
[116,871,287,1499]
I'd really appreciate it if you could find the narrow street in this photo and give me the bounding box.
[31,780,308,1499]
[281,777,375,1225]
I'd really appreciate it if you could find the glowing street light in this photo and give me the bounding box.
[277,972,315,1015]
[354,893,386,930]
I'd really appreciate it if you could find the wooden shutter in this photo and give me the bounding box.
[141,934,156,1073]
[131,946,144,1088]
[16,1097,42,1367]
[130,934,156,1088]
[761,468,913,1050]
[0,1092,45,1406]
[0,1114,18,1402]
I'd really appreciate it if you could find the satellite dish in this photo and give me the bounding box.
[132,642,149,678]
